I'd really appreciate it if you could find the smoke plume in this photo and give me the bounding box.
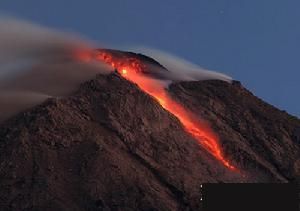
[0,17,112,122]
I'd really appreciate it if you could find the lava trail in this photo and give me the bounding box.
[93,50,236,170]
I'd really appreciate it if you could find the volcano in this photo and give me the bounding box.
[0,49,299,210]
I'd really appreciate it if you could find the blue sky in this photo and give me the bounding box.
[1,0,299,116]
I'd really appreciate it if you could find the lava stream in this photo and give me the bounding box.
[93,50,236,171]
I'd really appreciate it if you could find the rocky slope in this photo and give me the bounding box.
[169,80,300,182]
[0,72,299,210]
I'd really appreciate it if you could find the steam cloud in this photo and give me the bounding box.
[131,47,232,83]
[0,17,112,122]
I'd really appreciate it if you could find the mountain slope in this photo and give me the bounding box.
[0,73,299,210]
[169,80,300,182]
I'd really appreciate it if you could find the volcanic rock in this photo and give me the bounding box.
[0,73,299,210]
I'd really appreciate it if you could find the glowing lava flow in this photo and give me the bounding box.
[94,51,236,171]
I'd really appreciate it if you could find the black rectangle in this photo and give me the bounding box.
[202,183,299,211]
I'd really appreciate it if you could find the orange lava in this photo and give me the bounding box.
[149,91,235,170]
[94,50,236,171]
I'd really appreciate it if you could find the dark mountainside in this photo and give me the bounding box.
[0,56,299,210]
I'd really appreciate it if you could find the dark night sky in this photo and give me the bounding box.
[1,0,299,116]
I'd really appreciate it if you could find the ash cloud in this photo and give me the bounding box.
[0,17,233,122]
[0,17,112,122]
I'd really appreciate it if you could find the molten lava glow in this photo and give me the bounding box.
[94,50,236,171]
